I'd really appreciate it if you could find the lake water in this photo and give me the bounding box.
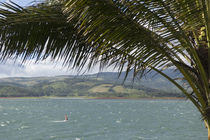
[0,99,207,140]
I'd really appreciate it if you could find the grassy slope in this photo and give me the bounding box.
[0,71,184,98]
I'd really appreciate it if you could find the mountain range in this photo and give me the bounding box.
[0,70,184,98]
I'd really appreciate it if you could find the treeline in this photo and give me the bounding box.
[0,86,38,97]
[0,77,184,98]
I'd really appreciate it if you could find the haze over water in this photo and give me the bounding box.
[0,99,206,140]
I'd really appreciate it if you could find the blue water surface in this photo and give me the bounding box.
[0,99,207,140]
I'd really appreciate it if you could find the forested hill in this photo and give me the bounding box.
[0,70,184,98]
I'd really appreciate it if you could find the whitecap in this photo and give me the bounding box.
[116,119,121,123]
[137,136,158,140]
[18,125,29,130]
[75,138,81,140]
[50,136,56,138]
[52,120,67,123]
[116,120,121,123]
[1,124,5,127]
[21,126,29,129]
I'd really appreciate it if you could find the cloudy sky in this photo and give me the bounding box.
[2,0,32,6]
[0,0,111,78]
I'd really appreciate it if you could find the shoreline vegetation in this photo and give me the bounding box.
[0,96,185,100]
[0,71,184,99]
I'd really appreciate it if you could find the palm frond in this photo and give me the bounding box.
[63,0,210,112]
[0,2,96,71]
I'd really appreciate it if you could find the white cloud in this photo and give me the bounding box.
[0,58,113,78]
[23,59,81,77]
[1,0,34,6]
[0,60,25,77]
[0,0,119,78]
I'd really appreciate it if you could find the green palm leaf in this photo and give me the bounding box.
[0,2,96,71]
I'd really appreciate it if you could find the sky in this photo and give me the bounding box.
[0,0,109,78]
[2,0,32,6]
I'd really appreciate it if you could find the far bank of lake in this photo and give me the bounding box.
[0,96,185,100]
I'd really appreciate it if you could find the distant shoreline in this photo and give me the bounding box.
[94,97,185,100]
[0,96,185,100]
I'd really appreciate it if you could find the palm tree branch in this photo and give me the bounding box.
[64,0,186,69]
[151,66,204,115]
[0,2,98,71]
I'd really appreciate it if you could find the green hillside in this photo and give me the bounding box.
[0,71,184,98]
